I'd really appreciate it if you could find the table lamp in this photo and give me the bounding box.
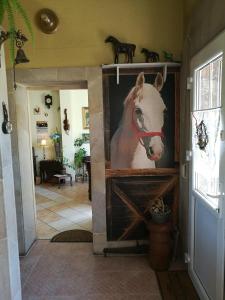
[40,139,47,159]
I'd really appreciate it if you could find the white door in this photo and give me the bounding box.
[189,31,225,300]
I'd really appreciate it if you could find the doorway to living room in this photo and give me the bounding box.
[28,88,92,239]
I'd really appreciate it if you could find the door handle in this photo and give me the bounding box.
[206,193,221,198]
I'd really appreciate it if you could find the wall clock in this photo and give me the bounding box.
[45,94,52,109]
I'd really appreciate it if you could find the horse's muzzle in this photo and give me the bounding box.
[146,146,162,161]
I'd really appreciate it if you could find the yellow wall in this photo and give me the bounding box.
[4,0,184,68]
[183,0,199,28]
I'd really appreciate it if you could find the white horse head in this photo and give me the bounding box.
[126,72,166,162]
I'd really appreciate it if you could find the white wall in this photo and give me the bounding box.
[28,90,61,174]
[0,46,21,299]
[59,89,89,176]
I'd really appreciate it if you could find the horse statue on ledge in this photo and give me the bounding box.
[105,35,136,64]
[141,48,159,63]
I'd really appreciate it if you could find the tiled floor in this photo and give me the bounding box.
[35,182,92,239]
[21,240,162,300]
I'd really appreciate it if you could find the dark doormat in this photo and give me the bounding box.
[156,270,199,300]
[51,229,93,242]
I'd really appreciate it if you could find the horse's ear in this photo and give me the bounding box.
[154,73,164,92]
[136,72,145,89]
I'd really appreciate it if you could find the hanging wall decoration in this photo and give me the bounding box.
[103,66,180,242]
[2,102,13,134]
[196,120,209,151]
[109,72,175,169]
[63,108,70,134]
[82,107,90,129]
[35,8,59,34]
[33,106,40,115]
[45,94,53,109]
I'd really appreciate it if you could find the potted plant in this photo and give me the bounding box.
[0,0,33,63]
[150,197,171,224]
[74,137,87,181]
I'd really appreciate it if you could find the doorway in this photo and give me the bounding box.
[28,88,92,239]
[189,31,225,300]
[8,67,106,255]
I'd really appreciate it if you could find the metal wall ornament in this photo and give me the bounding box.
[63,108,70,134]
[36,8,59,34]
[2,102,13,134]
[0,29,30,89]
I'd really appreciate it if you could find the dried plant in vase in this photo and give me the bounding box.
[150,197,171,224]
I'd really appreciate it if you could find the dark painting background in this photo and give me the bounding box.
[108,73,175,168]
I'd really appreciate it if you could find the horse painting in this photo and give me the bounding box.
[111,72,166,169]
[105,35,136,64]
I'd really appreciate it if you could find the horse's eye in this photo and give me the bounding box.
[135,108,142,116]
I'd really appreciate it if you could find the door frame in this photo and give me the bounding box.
[7,67,107,255]
[188,30,225,300]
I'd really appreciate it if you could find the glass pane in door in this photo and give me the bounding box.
[192,55,222,209]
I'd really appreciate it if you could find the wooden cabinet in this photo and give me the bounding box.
[103,64,180,241]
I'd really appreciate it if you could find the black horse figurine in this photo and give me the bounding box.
[141,48,159,63]
[105,35,136,64]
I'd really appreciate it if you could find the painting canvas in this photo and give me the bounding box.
[107,72,175,169]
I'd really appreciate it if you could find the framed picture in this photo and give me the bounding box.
[103,70,179,169]
[82,107,90,129]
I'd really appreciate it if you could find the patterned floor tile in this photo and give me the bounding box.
[48,219,75,231]
[35,183,92,239]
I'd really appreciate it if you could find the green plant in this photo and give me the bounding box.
[74,137,85,147]
[74,148,86,170]
[62,157,75,170]
[0,0,33,63]
[74,137,86,175]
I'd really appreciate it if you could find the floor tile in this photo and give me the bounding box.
[36,221,59,239]
[21,241,161,300]
[35,183,92,238]
[37,211,61,223]
[48,219,76,231]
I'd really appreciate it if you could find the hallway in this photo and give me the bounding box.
[20,240,161,300]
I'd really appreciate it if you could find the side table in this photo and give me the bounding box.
[53,173,72,188]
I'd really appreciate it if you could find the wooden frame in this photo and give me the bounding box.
[82,106,90,129]
[106,170,179,241]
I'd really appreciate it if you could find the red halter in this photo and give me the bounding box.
[132,110,164,139]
